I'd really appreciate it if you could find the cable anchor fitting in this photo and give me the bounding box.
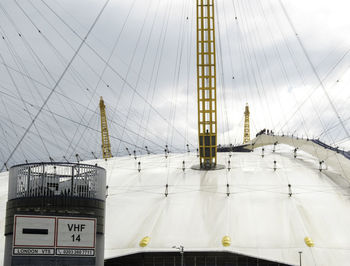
[165,184,168,197]
[288,184,292,197]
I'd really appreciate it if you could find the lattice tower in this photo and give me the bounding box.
[99,96,112,159]
[243,103,250,144]
[197,0,217,169]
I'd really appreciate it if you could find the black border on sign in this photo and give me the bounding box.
[13,215,56,248]
[56,217,96,248]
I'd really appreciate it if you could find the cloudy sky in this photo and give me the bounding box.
[0,0,349,169]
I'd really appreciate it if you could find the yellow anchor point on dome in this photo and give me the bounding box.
[222,235,231,247]
[139,236,150,247]
[304,237,314,247]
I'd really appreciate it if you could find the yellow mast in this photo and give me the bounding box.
[197,0,217,169]
[99,96,112,159]
[243,103,250,144]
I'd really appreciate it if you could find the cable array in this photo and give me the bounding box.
[0,0,348,170]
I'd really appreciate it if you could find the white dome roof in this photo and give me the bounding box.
[1,139,350,265]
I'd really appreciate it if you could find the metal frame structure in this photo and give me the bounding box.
[8,162,106,200]
[99,96,112,159]
[243,103,250,144]
[197,0,217,169]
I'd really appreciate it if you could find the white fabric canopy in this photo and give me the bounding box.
[0,141,350,265]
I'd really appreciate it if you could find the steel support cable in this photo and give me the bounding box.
[66,106,101,159]
[216,1,231,144]
[0,24,65,152]
[0,0,110,172]
[319,70,350,138]
[168,0,188,153]
[0,64,171,154]
[0,41,83,145]
[29,0,135,131]
[25,0,144,154]
[318,68,350,144]
[0,91,13,159]
[41,0,195,150]
[0,104,82,155]
[1,8,98,160]
[118,0,162,153]
[166,2,185,146]
[0,62,19,156]
[0,87,157,157]
[165,2,185,186]
[14,1,109,152]
[0,69,27,162]
[218,3,233,144]
[62,0,137,157]
[0,86,168,155]
[236,0,267,122]
[277,49,350,134]
[113,2,154,157]
[0,16,54,156]
[266,2,333,143]
[50,0,116,55]
[165,0,187,150]
[231,0,249,103]
[140,0,176,150]
[258,2,312,140]
[0,61,166,149]
[135,0,170,152]
[45,0,181,148]
[321,115,350,139]
[0,7,82,145]
[279,0,350,140]
[165,0,189,187]
[133,0,162,150]
[230,0,255,140]
[235,0,269,130]
[0,51,51,158]
[250,0,288,131]
[16,0,94,99]
[242,1,294,135]
[0,105,58,162]
[0,105,10,158]
[40,0,164,106]
[222,0,244,110]
[240,0,275,130]
[335,135,350,146]
[18,1,132,156]
[184,1,194,150]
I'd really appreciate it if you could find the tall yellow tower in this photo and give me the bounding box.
[197,0,218,169]
[99,96,112,159]
[243,103,250,144]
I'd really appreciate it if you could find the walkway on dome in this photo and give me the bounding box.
[245,133,350,181]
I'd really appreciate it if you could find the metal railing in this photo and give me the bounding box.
[8,162,106,201]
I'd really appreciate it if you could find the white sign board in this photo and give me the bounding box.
[13,215,96,257]
[56,218,96,248]
[14,216,55,247]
